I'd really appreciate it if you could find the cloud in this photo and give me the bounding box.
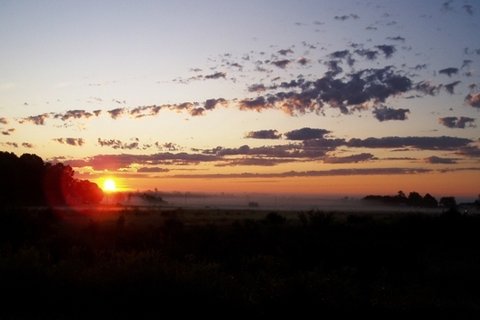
[456,145,480,158]
[372,106,410,121]
[347,136,472,150]
[238,66,413,116]
[271,59,291,69]
[1,128,15,135]
[444,81,461,94]
[323,153,376,163]
[245,129,282,139]
[53,138,85,146]
[438,67,459,77]
[425,156,457,164]
[248,84,267,93]
[463,4,474,15]
[136,167,170,173]
[465,92,480,108]
[387,36,406,42]
[107,108,126,119]
[415,81,442,96]
[169,167,432,179]
[375,45,396,58]
[354,49,379,60]
[155,142,181,151]
[297,57,309,66]
[19,113,50,125]
[97,138,140,150]
[53,109,96,121]
[204,72,226,79]
[66,152,219,170]
[284,127,330,140]
[438,116,476,129]
[334,14,359,21]
[277,49,294,56]
[204,98,227,110]
[0,117,8,125]
[215,157,293,167]
[4,142,18,148]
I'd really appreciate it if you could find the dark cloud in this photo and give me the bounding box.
[271,59,291,69]
[204,98,227,110]
[215,157,292,167]
[372,106,410,121]
[169,167,432,179]
[248,84,267,93]
[97,138,140,150]
[438,67,459,77]
[1,128,15,135]
[240,66,413,116]
[354,49,379,60]
[284,127,330,140]
[375,45,396,58]
[0,117,8,125]
[334,14,359,21]
[155,142,181,152]
[297,57,309,66]
[347,136,472,150]
[66,152,219,170]
[439,116,476,129]
[329,50,350,59]
[245,129,282,139]
[19,113,49,125]
[130,105,163,118]
[53,138,85,146]
[387,36,406,42]
[107,108,126,119]
[463,4,474,15]
[456,145,480,158]
[21,142,34,148]
[136,167,169,173]
[414,81,442,96]
[4,142,18,148]
[204,72,226,79]
[277,49,294,56]
[465,93,480,108]
[444,81,461,94]
[323,153,376,163]
[425,156,457,164]
[461,60,473,69]
[53,109,96,121]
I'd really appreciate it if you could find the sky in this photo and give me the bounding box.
[0,0,479,198]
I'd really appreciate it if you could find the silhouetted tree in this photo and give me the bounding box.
[439,196,457,209]
[423,193,438,208]
[0,151,102,206]
[407,192,423,207]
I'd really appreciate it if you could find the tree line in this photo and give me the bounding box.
[0,151,103,206]
[363,190,457,208]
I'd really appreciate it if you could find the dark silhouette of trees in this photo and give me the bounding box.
[363,190,442,208]
[0,151,103,206]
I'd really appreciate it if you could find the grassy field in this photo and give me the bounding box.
[1,205,480,317]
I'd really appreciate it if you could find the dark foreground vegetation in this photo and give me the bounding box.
[2,206,480,318]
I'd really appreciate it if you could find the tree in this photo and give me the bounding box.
[423,193,438,208]
[439,196,457,209]
[407,192,423,207]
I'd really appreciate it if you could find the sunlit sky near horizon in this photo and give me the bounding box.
[1,0,479,197]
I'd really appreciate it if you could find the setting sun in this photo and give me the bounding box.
[102,178,117,192]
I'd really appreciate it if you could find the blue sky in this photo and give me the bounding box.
[0,0,479,196]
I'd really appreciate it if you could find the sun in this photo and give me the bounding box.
[102,178,117,192]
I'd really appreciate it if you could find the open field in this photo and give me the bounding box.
[1,205,480,317]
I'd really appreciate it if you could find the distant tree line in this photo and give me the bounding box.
[363,190,457,209]
[0,151,103,206]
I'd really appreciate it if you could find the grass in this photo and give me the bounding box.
[1,205,480,317]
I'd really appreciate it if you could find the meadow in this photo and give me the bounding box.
[1,204,480,317]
